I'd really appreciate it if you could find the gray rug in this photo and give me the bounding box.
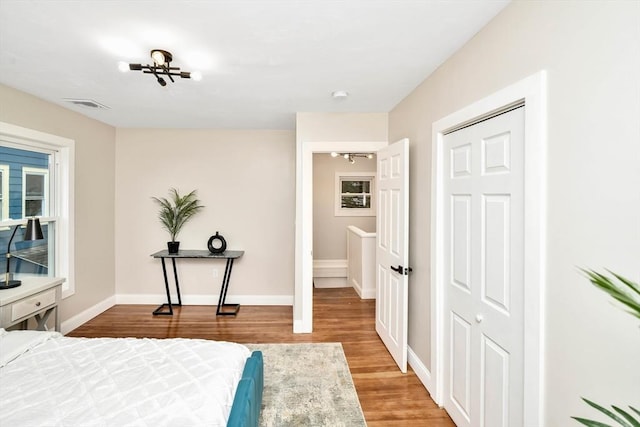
[246,343,367,427]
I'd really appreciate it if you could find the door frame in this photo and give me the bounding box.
[431,71,547,426]
[295,140,387,333]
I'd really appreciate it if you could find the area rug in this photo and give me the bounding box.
[246,343,367,427]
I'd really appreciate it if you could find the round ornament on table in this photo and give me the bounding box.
[207,231,227,254]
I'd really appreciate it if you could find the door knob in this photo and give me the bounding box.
[475,314,483,323]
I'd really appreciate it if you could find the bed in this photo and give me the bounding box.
[0,328,263,427]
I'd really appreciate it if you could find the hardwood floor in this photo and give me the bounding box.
[68,287,454,426]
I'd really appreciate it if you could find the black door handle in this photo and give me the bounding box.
[390,265,413,275]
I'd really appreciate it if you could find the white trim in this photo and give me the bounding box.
[0,122,75,299]
[115,294,294,306]
[430,71,547,425]
[61,295,116,335]
[21,166,49,217]
[408,346,434,397]
[0,164,8,221]
[313,259,347,278]
[295,140,387,333]
[334,171,376,217]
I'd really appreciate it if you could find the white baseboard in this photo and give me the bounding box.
[61,295,115,335]
[115,294,294,306]
[313,259,347,278]
[293,319,312,333]
[351,278,376,299]
[408,346,435,398]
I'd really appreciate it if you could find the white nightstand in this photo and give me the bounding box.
[0,276,65,331]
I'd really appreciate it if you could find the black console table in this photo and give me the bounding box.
[150,249,244,316]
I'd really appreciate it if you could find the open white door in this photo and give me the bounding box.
[376,138,409,373]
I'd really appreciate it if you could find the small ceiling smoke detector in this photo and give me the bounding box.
[332,90,349,99]
[64,98,110,109]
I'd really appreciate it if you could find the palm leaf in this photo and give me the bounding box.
[571,417,614,427]
[574,399,640,427]
[152,188,204,241]
[613,406,640,427]
[581,398,633,427]
[579,268,640,319]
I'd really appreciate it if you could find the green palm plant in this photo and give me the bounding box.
[152,188,204,242]
[571,269,640,427]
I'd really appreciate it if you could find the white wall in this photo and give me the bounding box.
[389,1,640,424]
[115,129,295,303]
[313,153,376,261]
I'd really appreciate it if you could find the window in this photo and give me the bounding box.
[23,167,49,217]
[0,164,8,220]
[1,122,75,297]
[335,172,376,217]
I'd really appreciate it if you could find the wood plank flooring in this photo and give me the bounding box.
[68,287,454,426]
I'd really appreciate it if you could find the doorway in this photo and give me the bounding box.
[312,153,377,291]
[295,141,387,333]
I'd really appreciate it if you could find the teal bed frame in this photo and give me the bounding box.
[227,351,264,427]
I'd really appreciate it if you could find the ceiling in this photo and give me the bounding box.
[0,0,510,130]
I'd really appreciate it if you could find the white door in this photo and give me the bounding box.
[376,138,409,373]
[442,107,525,427]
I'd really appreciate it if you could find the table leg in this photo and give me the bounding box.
[216,258,240,315]
[153,257,182,315]
[34,307,55,331]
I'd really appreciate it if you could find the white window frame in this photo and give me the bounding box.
[0,122,75,298]
[334,172,376,217]
[22,167,49,217]
[0,164,8,221]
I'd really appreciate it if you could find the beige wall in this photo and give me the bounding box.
[296,112,388,143]
[115,129,296,300]
[313,153,376,261]
[389,1,639,424]
[0,84,116,324]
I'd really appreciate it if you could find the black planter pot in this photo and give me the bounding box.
[167,241,180,254]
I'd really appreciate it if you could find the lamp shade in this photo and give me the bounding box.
[24,218,44,241]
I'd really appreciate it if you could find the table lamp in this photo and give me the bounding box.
[0,218,44,289]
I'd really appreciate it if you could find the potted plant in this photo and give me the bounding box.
[152,188,204,253]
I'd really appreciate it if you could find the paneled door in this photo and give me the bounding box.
[376,138,409,373]
[442,107,525,427]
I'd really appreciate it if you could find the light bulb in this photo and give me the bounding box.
[151,50,166,65]
[367,153,373,159]
[343,153,349,159]
[331,152,339,158]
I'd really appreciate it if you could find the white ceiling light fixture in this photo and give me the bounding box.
[332,90,349,99]
[330,152,374,164]
[128,49,193,87]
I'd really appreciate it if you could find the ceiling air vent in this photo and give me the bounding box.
[63,98,110,109]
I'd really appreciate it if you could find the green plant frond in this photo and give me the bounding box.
[612,406,640,427]
[630,408,640,419]
[571,416,615,427]
[572,417,616,427]
[152,188,204,241]
[579,268,640,320]
[580,398,635,427]
[609,271,640,297]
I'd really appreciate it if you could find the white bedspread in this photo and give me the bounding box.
[0,329,250,427]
